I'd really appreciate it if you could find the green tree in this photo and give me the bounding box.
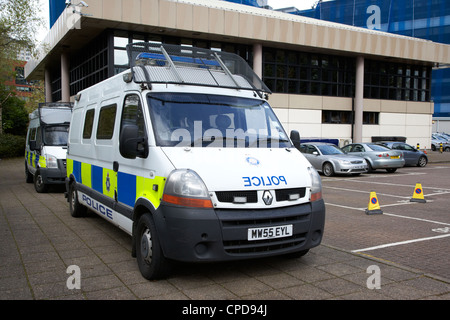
[0,0,44,134]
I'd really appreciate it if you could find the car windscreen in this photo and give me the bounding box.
[43,125,69,146]
[147,93,291,148]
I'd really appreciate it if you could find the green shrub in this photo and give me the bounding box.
[0,134,26,158]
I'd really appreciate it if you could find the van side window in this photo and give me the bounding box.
[83,109,95,139]
[120,94,146,157]
[36,127,42,147]
[29,128,36,143]
[97,104,117,140]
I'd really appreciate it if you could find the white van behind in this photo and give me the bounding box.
[66,44,325,279]
[25,102,72,192]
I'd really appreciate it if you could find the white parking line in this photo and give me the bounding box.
[325,202,450,226]
[351,234,450,253]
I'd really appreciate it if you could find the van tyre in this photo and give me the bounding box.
[34,170,48,193]
[25,163,33,183]
[136,213,171,280]
[69,183,87,217]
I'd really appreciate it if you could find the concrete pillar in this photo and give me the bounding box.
[44,68,52,103]
[61,52,70,102]
[354,56,364,143]
[253,43,263,79]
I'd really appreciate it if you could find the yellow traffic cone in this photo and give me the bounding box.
[365,191,383,215]
[410,183,426,203]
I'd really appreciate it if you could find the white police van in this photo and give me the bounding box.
[66,43,325,279]
[25,102,72,192]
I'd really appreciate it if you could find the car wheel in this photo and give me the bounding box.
[445,147,450,152]
[365,160,374,172]
[417,156,427,167]
[136,213,171,280]
[322,162,334,177]
[386,168,397,173]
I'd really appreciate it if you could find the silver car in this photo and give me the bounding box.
[299,142,368,177]
[341,143,405,173]
[377,141,428,167]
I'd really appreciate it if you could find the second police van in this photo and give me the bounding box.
[66,43,325,279]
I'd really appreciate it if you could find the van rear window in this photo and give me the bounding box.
[97,104,117,140]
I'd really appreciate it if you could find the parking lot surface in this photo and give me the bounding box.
[1,153,449,301]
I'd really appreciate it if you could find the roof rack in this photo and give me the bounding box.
[126,43,271,95]
[30,102,73,122]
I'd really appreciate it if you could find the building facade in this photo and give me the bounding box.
[26,0,450,147]
[291,0,450,132]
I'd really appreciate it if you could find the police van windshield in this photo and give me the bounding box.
[43,125,69,146]
[147,93,290,148]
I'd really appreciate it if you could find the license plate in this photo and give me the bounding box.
[248,225,293,241]
[390,156,399,159]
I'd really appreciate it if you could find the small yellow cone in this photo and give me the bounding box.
[410,183,426,203]
[365,191,383,215]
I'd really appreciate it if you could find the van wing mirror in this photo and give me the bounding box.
[119,125,148,159]
[29,140,37,151]
[290,130,301,150]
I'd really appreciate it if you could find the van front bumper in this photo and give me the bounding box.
[39,160,67,184]
[154,200,325,262]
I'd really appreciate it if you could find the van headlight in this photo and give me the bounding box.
[308,166,323,202]
[46,155,58,168]
[162,169,213,208]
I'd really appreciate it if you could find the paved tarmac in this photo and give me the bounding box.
[1,151,449,302]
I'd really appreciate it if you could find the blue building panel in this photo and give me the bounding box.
[295,0,450,118]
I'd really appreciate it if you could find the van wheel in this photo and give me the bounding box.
[34,170,48,193]
[136,213,171,280]
[69,183,87,217]
[25,163,33,183]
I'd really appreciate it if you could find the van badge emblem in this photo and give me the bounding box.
[106,173,111,192]
[246,157,260,166]
[262,190,273,205]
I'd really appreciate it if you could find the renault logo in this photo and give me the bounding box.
[262,190,273,205]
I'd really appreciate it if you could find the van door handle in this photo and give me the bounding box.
[113,161,119,172]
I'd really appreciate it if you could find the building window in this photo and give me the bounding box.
[69,31,109,97]
[263,48,354,97]
[364,60,431,102]
[322,110,352,124]
[322,111,379,125]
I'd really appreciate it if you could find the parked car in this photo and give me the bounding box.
[299,142,368,177]
[377,141,428,167]
[431,133,450,151]
[341,143,405,173]
[376,141,428,167]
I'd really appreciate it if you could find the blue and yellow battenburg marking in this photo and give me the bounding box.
[67,159,165,209]
[25,151,46,168]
